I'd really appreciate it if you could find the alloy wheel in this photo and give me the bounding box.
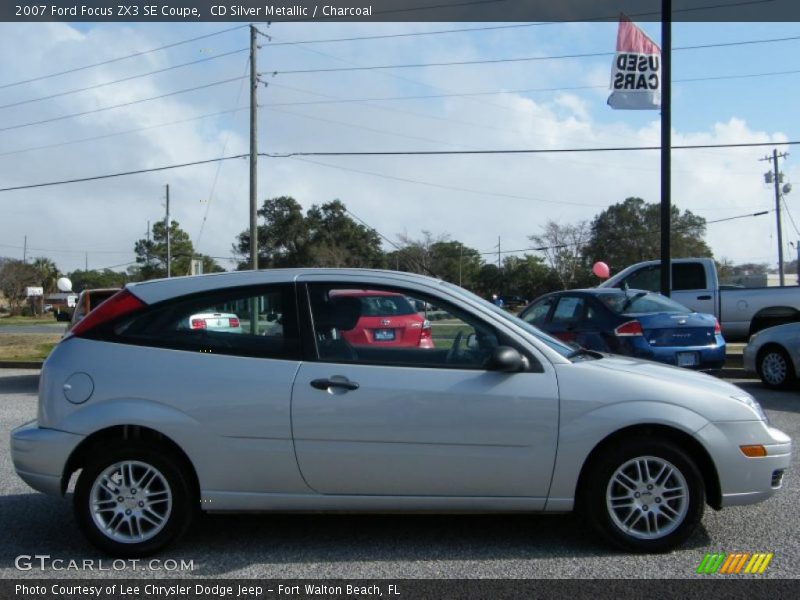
[761,352,788,386]
[89,460,173,544]
[606,455,689,540]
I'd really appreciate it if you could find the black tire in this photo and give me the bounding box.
[757,345,796,390]
[73,441,195,557]
[581,437,705,553]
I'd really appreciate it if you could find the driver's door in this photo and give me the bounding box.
[290,280,559,502]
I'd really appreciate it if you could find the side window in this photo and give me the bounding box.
[551,296,585,324]
[112,285,299,359]
[307,284,509,370]
[620,265,660,292]
[520,297,554,326]
[672,263,707,291]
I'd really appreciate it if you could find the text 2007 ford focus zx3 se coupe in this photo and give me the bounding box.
[11,270,791,556]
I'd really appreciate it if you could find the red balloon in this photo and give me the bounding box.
[592,261,610,279]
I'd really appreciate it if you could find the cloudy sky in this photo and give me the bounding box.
[0,18,798,275]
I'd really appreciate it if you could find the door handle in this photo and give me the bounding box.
[697,295,712,300]
[310,378,360,391]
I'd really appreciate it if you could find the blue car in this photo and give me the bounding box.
[518,288,726,371]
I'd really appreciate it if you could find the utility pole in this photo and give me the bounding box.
[146,220,151,269]
[497,236,501,269]
[659,0,672,297]
[165,184,171,278]
[22,235,27,263]
[458,243,463,287]
[249,24,259,271]
[85,252,88,272]
[761,150,789,285]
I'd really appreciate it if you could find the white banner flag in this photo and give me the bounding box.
[608,15,661,110]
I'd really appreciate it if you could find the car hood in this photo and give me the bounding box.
[580,353,740,395]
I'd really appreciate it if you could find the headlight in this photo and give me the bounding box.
[731,393,768,422]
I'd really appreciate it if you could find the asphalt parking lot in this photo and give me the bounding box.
[0,368,797,580]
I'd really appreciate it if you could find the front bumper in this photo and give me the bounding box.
[695,420,791,507]
[10,420,84,496]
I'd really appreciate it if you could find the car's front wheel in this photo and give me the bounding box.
[74,442,194,557]
[757,345,795,389]
[582,437,705,553]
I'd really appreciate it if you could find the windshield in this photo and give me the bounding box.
[599,291,690,314]
[441,282,574,358]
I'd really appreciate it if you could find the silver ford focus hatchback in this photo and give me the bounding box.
[10,269,791,556]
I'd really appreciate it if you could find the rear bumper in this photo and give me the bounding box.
[10,420,84,496]
[626,340,727,370]
[695,421,791,507]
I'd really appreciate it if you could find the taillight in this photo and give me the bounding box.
[614,320,643,336]
[70,289,145,337]
[714,319,721,334]
[229,317,240,328]
[420,319,432,339]
[190,318,207,329]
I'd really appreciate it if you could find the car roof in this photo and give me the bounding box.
[126,268,444,305]
[329,289,405,298]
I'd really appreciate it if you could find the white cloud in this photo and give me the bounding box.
[0,21,793,277]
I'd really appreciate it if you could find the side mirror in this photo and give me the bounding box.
[488,346,523,373]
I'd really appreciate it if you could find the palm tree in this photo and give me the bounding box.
[31,257,60,294]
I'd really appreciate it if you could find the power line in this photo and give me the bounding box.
[0,76,247,133]
[782,195,800,237]
[0,48,248,111]
[475,210,772,257]
[289,156,607,208]
[0,25,247,90]
[264,34,800,76]
[0,107,248,158]
[261,67,800,108]
[262,139,800,158]
[1,141,797,194]
[0,154,248,193]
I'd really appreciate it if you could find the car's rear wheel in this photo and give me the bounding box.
[582,437,705,553]
[757,345,795,389]
[74,442,194,557]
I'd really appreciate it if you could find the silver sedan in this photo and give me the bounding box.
[10,269,791,556]
[743,322,800,389]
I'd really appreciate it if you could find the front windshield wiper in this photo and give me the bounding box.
[567,347,604,360]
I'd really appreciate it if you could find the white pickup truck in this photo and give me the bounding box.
[598,257,800,341]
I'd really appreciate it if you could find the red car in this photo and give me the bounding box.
[330,290,434,348]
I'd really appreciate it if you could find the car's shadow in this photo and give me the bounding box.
[0,493,713,576]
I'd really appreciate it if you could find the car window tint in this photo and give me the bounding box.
[308,284,503,370]
[112,285,299,359]
[551,296,585,324]
[521,297,554,326]
[672,263,707,291]
[599,292,689,314]
[620,265,660,292]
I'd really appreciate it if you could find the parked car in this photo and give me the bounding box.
[180,311,242,333]
[518,289,726,371]
[11,270,790,557]
[598,257,800,341]
[329,289,433,348]
[67,288,121,332]
[499,295,530,310]
[743,322,800,389]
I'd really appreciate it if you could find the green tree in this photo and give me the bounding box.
[68,269,129,291]
[529,221,592,290]
[583,197,713,272]
[234,197,384,269]
[0,260,40,314]
[30,257,60,294]
[133,219,222,280]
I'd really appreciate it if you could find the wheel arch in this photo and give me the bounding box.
[575,423,722,510]
[61,425,200,501]
[749,307,800,336]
